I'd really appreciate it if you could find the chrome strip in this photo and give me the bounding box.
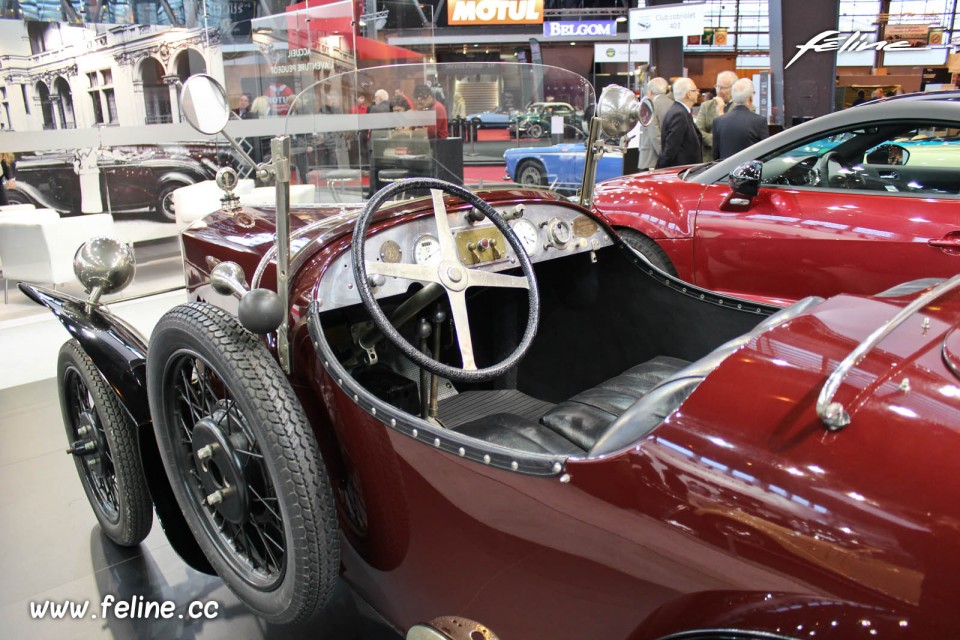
[816,273,960,430]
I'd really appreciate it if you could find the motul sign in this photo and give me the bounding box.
[448,0,544,26]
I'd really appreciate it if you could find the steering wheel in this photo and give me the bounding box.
[809,151,844,187]
[351,178,540,383]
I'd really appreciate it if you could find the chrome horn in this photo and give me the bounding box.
[73,237,136,306]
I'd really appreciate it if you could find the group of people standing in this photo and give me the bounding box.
[631,70,769,170]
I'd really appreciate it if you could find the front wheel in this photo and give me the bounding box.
[58,340,153,546]
[516,160,546,187]
[619,229,679,277]
[155,181,188,223]
[527,122,544,138]
[4,190,33,206]
[147,302,339,624]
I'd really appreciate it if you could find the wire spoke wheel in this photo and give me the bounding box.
[148,302,338,624]
[168,352,285,588]
[58,340,152,546]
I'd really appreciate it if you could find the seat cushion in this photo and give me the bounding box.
[590,377,704,456]
[453,413,585,456]
[539,356,689,451]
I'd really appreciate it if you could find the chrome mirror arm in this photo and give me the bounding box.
[817,273,960,430]
[270,135,293,375]
[578,117,604,209]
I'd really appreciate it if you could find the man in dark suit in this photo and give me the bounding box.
[712,78,769,160]
[635,77,673,170]
[233,93,256,119]
[657,78,703,169]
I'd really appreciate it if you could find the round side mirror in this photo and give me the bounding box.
[596,84,641,138]
[181,74,230,135]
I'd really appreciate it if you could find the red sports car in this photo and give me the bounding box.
[20,63,960,640]
[593,92,960,306]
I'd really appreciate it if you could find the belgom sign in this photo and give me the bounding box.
[543,21,616,38]
[448,0,544,26]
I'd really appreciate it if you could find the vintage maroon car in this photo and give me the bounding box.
[20,65,960,640]
[7,143,227,222]
[592,91,960,306]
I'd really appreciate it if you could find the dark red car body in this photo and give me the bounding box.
[594,95,960,306]
[165,190,960,639]
[22,63,960,634]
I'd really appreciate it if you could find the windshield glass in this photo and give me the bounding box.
[216,8,597,208]
[279,62,595,205]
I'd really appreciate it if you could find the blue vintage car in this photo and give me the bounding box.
[466,109,514,128]
[503,142,627,192]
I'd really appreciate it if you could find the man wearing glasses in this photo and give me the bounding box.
[413,84,449,139]
[696,70,738,162]
[657,78,703,169]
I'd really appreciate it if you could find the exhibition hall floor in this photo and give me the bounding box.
[0,237,400,639]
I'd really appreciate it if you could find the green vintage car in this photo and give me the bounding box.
[508,101,582,138]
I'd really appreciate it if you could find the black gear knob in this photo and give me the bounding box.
[239,288,284,334]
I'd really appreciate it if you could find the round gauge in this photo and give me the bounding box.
[414,234,441,265]
[379,240,402,263]
[547,217,572,247]
[510,218,539,256]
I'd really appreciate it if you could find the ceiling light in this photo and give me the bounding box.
[616,16,627,23]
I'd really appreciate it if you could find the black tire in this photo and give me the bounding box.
[527,122,544,138]
[5,190,32,206]
[58,340,153,547]
[155,181,188,223]
[147,302,338,625]
[471,117,482,129]
[619,228,679,277]
[516,160,546,187]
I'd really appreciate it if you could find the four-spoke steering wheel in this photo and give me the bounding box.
[351,178,540,383]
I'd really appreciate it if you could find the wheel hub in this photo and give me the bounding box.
[192,411,250,524]
[71,411,108,463]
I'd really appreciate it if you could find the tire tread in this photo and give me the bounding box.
[147,302,338,625]
[58,340,153,546]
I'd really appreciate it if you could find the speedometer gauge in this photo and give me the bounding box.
[510,218,539,256]
[414,234,441,265]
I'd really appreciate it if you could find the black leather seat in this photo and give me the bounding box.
[591,295,825,456]
[538,356,690,450]
[453,296,825,458]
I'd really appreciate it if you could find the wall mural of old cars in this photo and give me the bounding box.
[19,62,960,640]
[6,143,229,222]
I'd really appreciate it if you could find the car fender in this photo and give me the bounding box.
[6,182,64,212]
[18,283,215,575]
[156,171,200,189]
[626,591,928,639]
[593,174,705,240]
